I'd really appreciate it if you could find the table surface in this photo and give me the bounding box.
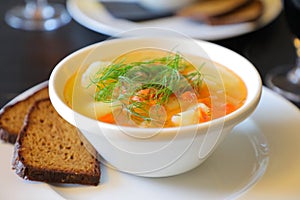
[0,0,299,108]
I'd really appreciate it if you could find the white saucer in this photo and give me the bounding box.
[1,82,300,199]
[66,0,282,40]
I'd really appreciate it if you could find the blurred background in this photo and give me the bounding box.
[0,0,297,107]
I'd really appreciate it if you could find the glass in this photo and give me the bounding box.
[265,0,300,103]
[5,0,71,31]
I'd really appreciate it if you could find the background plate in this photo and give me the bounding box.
[66,0,282,40]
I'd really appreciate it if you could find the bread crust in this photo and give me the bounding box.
[177,0,251,19]
[13,142,100,186]
[177,0,263,25]
[12,99,101,186]
[0,110,18,143]
[204,0,264,25]
[0,86,49,144]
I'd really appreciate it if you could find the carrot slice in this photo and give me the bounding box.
[98,113,115,124]
[225,103,236,114]
[199,108,210,123]
[199,97,211,107]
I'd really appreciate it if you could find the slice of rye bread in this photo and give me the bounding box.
[177,0,251,20]
[0,86,49,144]
[12,99,101,186]
[203,0,264,25]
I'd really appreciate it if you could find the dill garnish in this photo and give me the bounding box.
[91,52,203,123]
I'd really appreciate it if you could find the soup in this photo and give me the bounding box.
[64,49,247,128]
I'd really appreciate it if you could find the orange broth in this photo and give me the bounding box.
[64,49,247,127]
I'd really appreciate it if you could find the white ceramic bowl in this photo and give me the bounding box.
[49,37,262,177]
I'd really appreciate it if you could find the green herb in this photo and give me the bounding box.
[183,62,204,95]
[91,52,204,122]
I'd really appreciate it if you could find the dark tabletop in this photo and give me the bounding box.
[0,0,299,108]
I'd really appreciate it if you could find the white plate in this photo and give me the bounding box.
[1,82,300,199]
[66,0,282,40]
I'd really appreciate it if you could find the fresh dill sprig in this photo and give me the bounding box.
[183,62,204,95]
[90,52,204,122]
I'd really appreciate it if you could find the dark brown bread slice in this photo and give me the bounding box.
[203,0,264,25]
[0,86,49,144]
[12,99,101,186]
[177,0,251,20]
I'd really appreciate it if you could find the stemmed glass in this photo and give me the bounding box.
[5,0,71,31]
[265,0,300,103]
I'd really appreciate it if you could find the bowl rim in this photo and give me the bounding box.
[49,37,262,134]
